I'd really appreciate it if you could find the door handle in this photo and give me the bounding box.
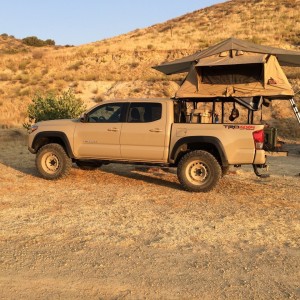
[107,128,119,132]
[149,128,162,133]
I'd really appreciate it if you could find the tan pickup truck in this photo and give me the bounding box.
[28,98,267,192]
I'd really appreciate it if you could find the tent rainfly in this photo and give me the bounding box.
[153,38,300,105]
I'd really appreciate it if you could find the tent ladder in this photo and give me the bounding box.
[290,98,300,125]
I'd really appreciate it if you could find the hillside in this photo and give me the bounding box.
[0,0,299,138]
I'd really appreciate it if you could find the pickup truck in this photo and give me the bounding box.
[28,98,267,192]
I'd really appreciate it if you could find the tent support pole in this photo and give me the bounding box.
[222,101,225,123]
[212,100,216,123]
[248,109,254,124]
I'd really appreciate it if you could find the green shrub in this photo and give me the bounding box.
[45,39,55,46]
[22,36,55,47]
[24,89,86,130]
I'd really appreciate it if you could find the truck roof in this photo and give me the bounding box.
[100,98,173,103]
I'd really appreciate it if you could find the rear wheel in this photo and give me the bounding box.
[36,143,72,180]
[177,150,222,192]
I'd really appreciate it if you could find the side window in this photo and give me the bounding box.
[128,103,162,123]
[88,103,124,123]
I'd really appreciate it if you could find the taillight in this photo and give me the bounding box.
[253,130,264,150]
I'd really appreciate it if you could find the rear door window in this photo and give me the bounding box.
[127,103,162,123]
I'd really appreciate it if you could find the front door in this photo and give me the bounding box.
[74,103,126,159]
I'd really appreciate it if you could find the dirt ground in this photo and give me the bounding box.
[0,129,299,299]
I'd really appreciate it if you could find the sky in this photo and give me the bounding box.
[0,0,221,46]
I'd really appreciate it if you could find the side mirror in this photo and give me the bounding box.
[80,113,88,123]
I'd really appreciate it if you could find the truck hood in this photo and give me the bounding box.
[36,119,79,126]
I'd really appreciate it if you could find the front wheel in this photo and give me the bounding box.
[177,150,222,192]
[36,143,72,180]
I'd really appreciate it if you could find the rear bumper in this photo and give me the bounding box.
[253,150,266,164]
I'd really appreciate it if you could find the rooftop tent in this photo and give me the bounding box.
[153,37,300,75]
[153,38,300,105]
[175,51,294,100]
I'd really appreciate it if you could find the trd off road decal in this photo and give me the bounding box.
[224,125,256,130]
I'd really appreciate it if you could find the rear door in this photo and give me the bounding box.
[120,102,167,162]
[73,102,127,158]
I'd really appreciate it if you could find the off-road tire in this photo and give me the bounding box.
[177,150,222,192]
[36,143,72,180]
[76,161,102,170]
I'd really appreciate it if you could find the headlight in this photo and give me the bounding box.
[29,124,38,134]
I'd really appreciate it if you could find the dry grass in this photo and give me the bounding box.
[0,130,300,298]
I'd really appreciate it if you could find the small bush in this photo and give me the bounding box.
[132,88,142,93]
[32,51,44,59]
[20,75,30,84]
[250,36,264,45]
[22,36,55,47]
[147,44,155,50]
[93,95,104,103]
[91,87,98,94]
[130,62,139,68]
[163,88,172,97]
[18,87,31,97]
[81,73,100,81]
[45,39,55,46]
[24,89,86,130]
[0,73,11,81]
[69,82,79,88]
[67,61,83,71]
[19,60,30,70]
[6,61,17,72]
[41,68,49,75]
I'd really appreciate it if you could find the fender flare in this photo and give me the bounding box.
[32,131,75,158]
[170,136,228,166]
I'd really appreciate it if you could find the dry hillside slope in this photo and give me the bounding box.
[0,0,299,139]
